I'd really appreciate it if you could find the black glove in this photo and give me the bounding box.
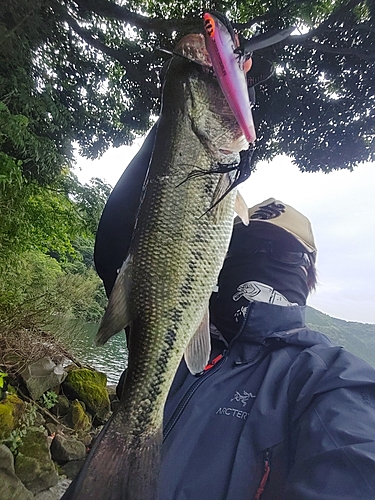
[94,123,158,297]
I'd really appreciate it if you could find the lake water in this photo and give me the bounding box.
[67,323,128,385]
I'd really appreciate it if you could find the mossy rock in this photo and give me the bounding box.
[63,368,110,422]
[71,400,92,432]
[0,444,33,500]
[51,394,70,417]
[0,394,25,440]
[14,426,58,494]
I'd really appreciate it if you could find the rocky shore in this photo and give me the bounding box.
[0,356,120,499]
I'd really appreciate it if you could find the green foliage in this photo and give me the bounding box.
[39,391,59,410]
[0,0,71,184]
[0,162,84,266]
[59,173,112,235]
[0,51,109,355]
[1,0,374,176]
[0,163,108,325]
[0,0,374,358]
[0,372,7,390]
[1,0,154,184]
[5,404,38,456]
[0,372,8,400]
[0,101,64,185]
[0,250,104,332]
[0,115,110,329]
[61,236,107,322]
[0,251,61,326]
[0,397,36,456]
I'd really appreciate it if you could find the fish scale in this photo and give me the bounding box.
[62,33,248,500]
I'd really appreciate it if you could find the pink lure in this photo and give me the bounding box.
[203,12,256,143]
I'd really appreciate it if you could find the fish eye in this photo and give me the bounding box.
[205,23,213,36]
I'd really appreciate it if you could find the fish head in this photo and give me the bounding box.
[167,33,248,163]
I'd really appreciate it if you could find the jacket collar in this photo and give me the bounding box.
[236,300,306,344]
[210,301,332,366]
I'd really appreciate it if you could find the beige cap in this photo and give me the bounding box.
[234,198,317,258]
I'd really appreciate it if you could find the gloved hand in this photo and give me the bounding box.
[94,123,158,297]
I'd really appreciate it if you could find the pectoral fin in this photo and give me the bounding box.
[210,175,249,225]
[212,172,231,206]
[184,308,211,374]
[95,255,133,346]
[207,173,232,222]
[235,191,249,225]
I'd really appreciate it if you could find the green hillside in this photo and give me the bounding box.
[306,307,375,368]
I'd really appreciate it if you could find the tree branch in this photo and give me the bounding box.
[72,0,200,34]
[315,0,364,31]
[233,0,309,30]
[63,12,160,97]
[275,0,374,62]
[286,31,375,61]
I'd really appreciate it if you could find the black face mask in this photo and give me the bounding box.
[210,250,309,342]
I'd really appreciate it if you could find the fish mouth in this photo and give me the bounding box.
[219,130,248,152]
[216,127,249,155]
[174,33,213,69]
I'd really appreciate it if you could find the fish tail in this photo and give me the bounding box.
[62,415,162,500]
[126,437,162,499]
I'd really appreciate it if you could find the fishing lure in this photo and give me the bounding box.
[203,12,256,143]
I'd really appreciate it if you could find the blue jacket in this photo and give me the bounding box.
[159,301,375,499]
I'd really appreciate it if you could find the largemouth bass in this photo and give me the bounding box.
[63,33,249,500]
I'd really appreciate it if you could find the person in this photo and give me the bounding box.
[95,137,375,499]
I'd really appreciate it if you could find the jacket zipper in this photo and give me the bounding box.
[163,342,267,440]
[163,353,227,440]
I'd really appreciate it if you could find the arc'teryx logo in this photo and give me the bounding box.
[215,390,256,420]
[250,201,285,220]
[230,390,256,407]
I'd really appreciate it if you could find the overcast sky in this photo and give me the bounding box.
[74,141,375,325]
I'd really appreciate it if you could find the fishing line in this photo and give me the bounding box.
[156,47,212,71]
[199,145,255,218]
[175,161,239,189]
